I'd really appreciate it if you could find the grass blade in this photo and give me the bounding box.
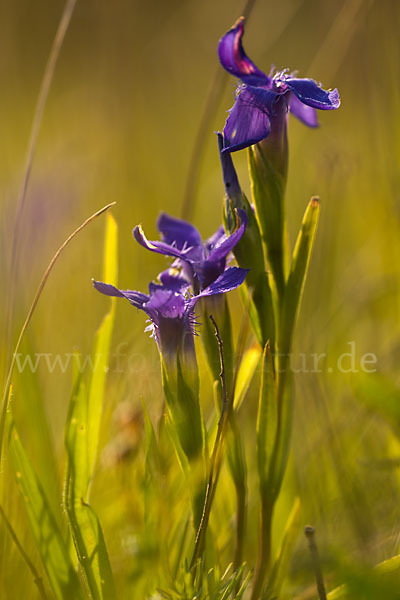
[279,197,320,356]
[64,374,116,600]
[0,202,115,464]
[0,504,48,600]
[263,497,301,599]
[7,411,82,600]
[256,343,276,489]
[64,214,118,599]
[87,213,118,481]
[234,345,262,410]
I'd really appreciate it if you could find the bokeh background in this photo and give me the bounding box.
[1,0,400,597]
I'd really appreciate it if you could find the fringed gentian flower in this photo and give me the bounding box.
[133,210,247,294]
[92,266,247,362]
[93,265,247,468]
[218,16,340,153]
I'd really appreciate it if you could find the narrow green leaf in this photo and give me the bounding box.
[7,412,82,600]
[272,372,294,499]
[265,199,319,505]
[64,375,116,600]
[162,386,190,477]
[200,296,234,393]
[248,144,288,301]
[256,343,277,488]
[226,413,246,493]
[14,336,60,520]
[102,212,118,284]
[279,197,320,357]
[87,213,118,482]
[263,497,301,599]
[0,502,48,599]
[63,214,118,600]
[234,345,262,410]
[246,271,275,350]
[327,584,348,599]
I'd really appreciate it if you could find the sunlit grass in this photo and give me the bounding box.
[1,0,400,598]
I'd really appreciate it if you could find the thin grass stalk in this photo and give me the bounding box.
[0,202,116,464]
[230,413,247,572]
[6,0,78,362]
[190,315,232,567]
[0,504,48,600]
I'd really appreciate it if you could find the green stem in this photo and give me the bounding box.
[305,526,327,600]
[230,413,247,572]
[251,348,292,599]
[190,316,231,568]
[250,499,274,600]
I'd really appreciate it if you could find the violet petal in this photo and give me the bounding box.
[289,93,319,127]
[218,17,270,86]
[157,213,202,250]
[285,78,340,110]
[223,86,276,152]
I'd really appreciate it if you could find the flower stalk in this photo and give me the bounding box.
[217,16,332,597]
[190,315,232,567]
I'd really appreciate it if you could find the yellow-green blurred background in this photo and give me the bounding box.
[1,0,400,597]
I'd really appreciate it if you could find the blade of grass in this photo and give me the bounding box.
[256,342,277,489]
[87,213,118,488]
[251,199,319,600]
[234,345,262,410]
[6,0,78,366]
[64,216,118,599]
[270,198,320,504]
[64,375,116,600]
[0,202,116,466]
[279,197,320,359]
[190,316,231,567]
[14,336,61,520]
[263,498,301,600]
[7,409,83,599]
[0,503,48,600]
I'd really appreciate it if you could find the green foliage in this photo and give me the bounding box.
[64,375,116,600]
[2,2,400,599]
[63,214,118,599]
[278,198,320,358]
[234,344,262,410]
[157,562,251,600]
[262,498,301,600]
[256,343,277,492]
[87,213,118,479]
[199,296,234,391]
[224,195,275,348]
[7,412,82,599]
[248,144,288,301]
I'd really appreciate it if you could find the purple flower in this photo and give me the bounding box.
[133,210,247,294]
[218,17,340,153]
[93,267,248,358]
